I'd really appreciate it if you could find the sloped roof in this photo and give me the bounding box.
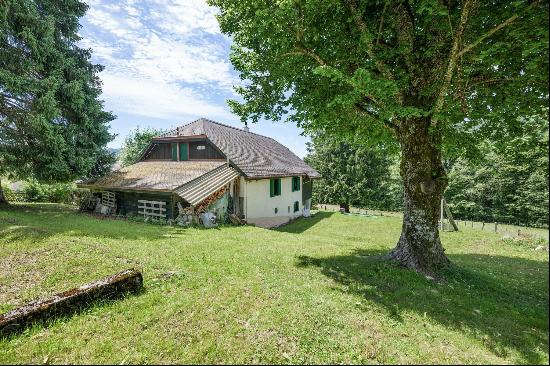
[79,161,225,191]
[158,118,320,179]
[175,164,240,205]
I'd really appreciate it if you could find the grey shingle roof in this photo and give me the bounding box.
[79,161,225,191]
[159,118,320,179]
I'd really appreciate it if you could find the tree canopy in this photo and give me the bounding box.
[119,127,165,167]
[211,0,548,153]
[0,0,114,185]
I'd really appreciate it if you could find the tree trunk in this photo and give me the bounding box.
[339,202,350,213]
[387,118,450,275]
[0,178,7,205]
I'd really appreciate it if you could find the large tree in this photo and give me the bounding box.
[0,0,114,203]
[210,0,549,274]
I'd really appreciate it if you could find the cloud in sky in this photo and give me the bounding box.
[79,0,310,157]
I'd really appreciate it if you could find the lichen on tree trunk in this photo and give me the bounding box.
[387,118,450,275]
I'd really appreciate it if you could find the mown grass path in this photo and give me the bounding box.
[1,204,548,364]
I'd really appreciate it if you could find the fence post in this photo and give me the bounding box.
[482,222,485,230]
[494,222,498,232]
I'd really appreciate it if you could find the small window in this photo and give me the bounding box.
[196,145,206,150]
[292,176,300,191]
[270,178,281,197]
[293,201,300,212]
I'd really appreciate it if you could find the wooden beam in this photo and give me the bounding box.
[443,198,459,231]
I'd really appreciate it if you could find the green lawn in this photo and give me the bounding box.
[0,204,548,364]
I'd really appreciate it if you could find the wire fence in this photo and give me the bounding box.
[450,219,549,242]
[316,204,549,242]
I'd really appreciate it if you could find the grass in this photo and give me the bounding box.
[0,203,548,364]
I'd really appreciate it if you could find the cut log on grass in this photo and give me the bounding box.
[0,269,143,336]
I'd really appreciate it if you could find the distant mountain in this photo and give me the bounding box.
[108,148,121,156]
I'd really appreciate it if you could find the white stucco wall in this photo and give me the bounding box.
[241,176,303,221]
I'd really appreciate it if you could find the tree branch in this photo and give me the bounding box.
[345,0,403,103]
[432,0,476,125]
[355,103,400,134]
[457,0,540,58]
[376,1,388,44]
[294,46,327,66]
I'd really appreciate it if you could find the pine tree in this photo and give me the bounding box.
[0,0,114,203]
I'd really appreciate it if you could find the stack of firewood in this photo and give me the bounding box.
[194,186,227,214]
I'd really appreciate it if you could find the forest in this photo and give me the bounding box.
[305,112,549,228]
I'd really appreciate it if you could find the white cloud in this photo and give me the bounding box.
[80,0,240,125]
[100,72,235,121]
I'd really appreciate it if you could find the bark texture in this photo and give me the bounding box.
[0,269,143,336]
[387,118,451,275]
[0,179,7,205]
[339,202,350,213]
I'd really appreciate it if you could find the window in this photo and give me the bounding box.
[293,201,300,212]
[270,178,281,197]
[291,176,300,191]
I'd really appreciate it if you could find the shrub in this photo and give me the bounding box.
[20,181,76,203]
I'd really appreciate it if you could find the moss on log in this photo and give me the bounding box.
[0,269,143,336]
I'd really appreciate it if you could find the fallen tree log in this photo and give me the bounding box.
[0,269,143,336]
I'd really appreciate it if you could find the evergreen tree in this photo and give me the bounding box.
[0,0,114,203]
[304,134,395,212]
[446,112,549,227]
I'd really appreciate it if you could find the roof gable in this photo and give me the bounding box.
[159,118,320,179]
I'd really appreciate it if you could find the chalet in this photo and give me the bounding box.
[78,118,320,228]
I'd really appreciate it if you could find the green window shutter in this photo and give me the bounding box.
[292,176,300,191]
[275,178,281,196]
[171,143,177,161]
[179,143,188,161]
[294,201,299,212]
[270,179,275,197]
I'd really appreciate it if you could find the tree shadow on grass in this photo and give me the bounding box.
[276,211,335,234]
[296,249,549,364]
[0,203,203,242]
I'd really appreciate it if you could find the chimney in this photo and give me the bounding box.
[243,121,249,132]
[176,126,182,136]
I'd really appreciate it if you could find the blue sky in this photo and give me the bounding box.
[79,0,310,158]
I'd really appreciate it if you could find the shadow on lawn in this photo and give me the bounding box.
[0,203,202,242]
[276,211,335,234]
[297,249,549,364]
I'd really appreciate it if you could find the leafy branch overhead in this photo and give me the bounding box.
[215,0,548,152]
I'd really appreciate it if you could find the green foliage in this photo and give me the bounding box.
[210,0,548,156]
[19,180,76,203]
[304,134,398,210]
[0,0,114,182]
[446,113,549,227]
[120,127,165,167]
